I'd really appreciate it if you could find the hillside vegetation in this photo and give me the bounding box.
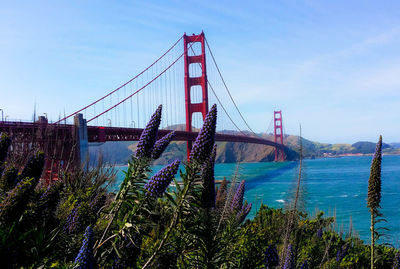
[89,127,400,165]
[1,105,398,268]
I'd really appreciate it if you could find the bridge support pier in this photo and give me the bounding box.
[74,113,88,165]
[274,110,285,162]
[183,32,209,160]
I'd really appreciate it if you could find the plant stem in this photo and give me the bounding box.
[94,182,129,255]
[142,171,195,269]
[280,125,303,268]
[214,163,239,238]
[371,213,375,269]
[293,125,303,212]
[95,160,146,255]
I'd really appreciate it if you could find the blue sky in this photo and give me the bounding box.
[1,1,400,143]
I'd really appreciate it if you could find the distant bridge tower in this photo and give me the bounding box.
[183,32,209,159]
[274,110,285,161]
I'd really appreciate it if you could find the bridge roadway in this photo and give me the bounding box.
[91,126,285,149]
[0,121,284,149]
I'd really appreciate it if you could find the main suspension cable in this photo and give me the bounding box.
[54,35,184,124]
[87,35,200,123]
[205,37,257,135]
[188,46,246,136]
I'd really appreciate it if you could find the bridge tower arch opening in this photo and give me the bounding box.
[274,110,285,161]
[183,32,208,159]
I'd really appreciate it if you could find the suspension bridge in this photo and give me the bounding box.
[0,32,286,178]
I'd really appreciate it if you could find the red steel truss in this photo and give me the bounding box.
[274,110,285,161]
[183,32,209,159]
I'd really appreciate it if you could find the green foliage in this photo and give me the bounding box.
[0,165,18,196]
[0,177,36,223]
[0,133,115,268]
[0,132,11,175]
[17,151,45,184]
[0,118,399,269]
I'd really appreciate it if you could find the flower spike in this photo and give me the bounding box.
[231,180,245,212]
[189,104,217,164]
[144,160,180,198]
[264,244,279,269]
[74,226,94,269]
[201,144,217,208]
[135,105,162,158]
[151,131,175,159]
[236,201,252,223]
[283,244,295,269]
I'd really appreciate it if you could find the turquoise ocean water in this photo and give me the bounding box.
[114,155,400,246]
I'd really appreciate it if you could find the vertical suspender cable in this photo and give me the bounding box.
[205,37,256,135]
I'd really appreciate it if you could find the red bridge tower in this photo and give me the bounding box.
[274,110,285,161]
[183,32,209,159]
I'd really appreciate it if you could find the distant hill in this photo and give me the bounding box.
[128,139,299,165]
[351,141,391,154]
[89,125,299,165]
[88,125,400,165]
[286,137,399,158]
[390,142,400,149]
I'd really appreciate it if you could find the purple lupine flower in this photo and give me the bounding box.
[89,192,106,216]
[111,257,127,269]
[16,151,45,184]
[301,260,309,269]
[135,105,162,158]
[237,201,252,223]
[151,131,175,159]
[299,260,309,269]
[264,244,279,269]
[201,144,217,208]
[231,180,245,212]
[0,177,35,223]
[74,226,94,269]
[336,244,349,262]
[0,132,11,164]
[189,104,217,164]
[40,185,53,201]
[144,160,180,198]
[317,228,323,238]
[39,181,62,202]
[38,181,63,218]
[215,177,228,208]
[393,252,400,269]
[283,244,295,269]
[65,202,81,234]
[1,165,18,192]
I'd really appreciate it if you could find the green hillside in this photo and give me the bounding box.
[88,128,399,165]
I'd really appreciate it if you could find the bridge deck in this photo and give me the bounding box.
[0,122,284,149]
[87,126,284,148]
